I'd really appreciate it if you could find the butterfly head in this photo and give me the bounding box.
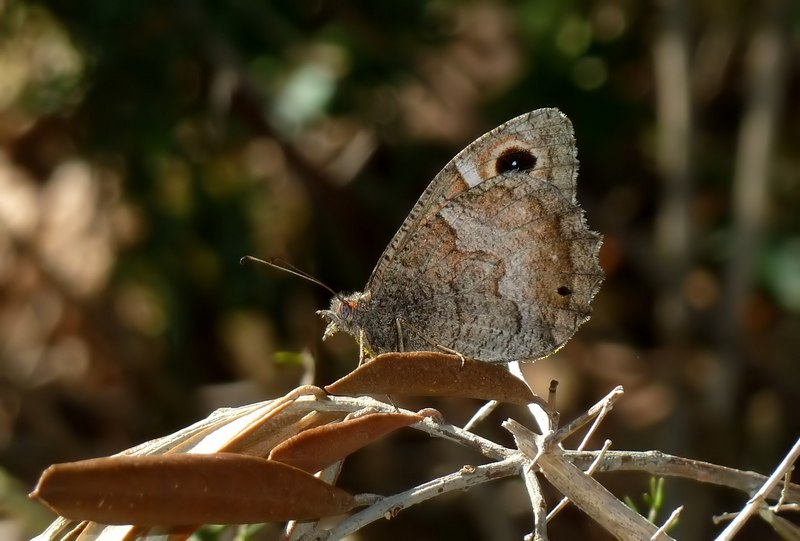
[317,291,369,340]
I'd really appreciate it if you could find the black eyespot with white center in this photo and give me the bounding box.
[495,147,537,175]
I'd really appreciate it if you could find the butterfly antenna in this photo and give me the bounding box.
[240,255,338,297]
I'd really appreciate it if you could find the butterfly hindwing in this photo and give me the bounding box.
[322,108,603,363]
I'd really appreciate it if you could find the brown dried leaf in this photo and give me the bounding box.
[175,386,332,458]
[269,412,422,473]
[31,453,356,526]
[325,351,538,405]
[222,409,345,458]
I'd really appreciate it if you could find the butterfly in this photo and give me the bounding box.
[318,109,603,363]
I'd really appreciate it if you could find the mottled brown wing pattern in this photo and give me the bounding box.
[365,109,579,294]
[356,165,602,362]
[320,108,603,363]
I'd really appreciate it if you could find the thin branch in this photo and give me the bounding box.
[772,467,795,511]
[307,455,525,541]
[463,400,500,432]
[35,389,800,541]
[547,439,613,522]
[289,394,514,461]
[521,464,548,541]
[505,420,672,541]
[652,506,683,539]
[508,361,552,434]
[284,461,346,541]
[577,404,612,452]
[567,450,800,502]
[552,386,624,444]
[716,435,800,540]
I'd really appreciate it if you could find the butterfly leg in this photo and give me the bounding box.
[395,318,405,352]
[395,318,467,368]
[357,329,374,366]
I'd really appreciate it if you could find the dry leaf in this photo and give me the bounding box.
[31,452,356,526]
[269,412,422,472]
[326,351,538,405]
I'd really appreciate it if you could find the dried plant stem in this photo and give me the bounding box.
[35,389,800,541]
[772,468,794,511]
[716,435,800,540]
[508,361,552,433]
[553,386,624,443]
[547,439,613,522]
[307,455,525,541]
[284,461,345,541]
[521,461,548,541]
[506,420,672,541]
[463,400,500,431]
[567,450,800,503]
[652,506,683,539]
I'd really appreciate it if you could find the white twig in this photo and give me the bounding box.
[413,412,515,461]
[463,400,499,432]
[508,361,552,434]
[716,435,800,540]
[521,460,548,541]
[771,466,794,511]
[284,461,345,541]
[652,505,683,539]
[505,420,672,541]
[712,511,737,524]
[577,401,612,451]
[547,439,613,522]
[305,455,525,541]
[553,386,624,444]
[35,386,800,541]
[566,450,800,502]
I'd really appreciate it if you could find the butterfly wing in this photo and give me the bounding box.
[356,109,603,362]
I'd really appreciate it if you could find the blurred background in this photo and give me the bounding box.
[0,0,798,539]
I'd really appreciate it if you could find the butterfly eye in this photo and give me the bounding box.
[495,147,537,175]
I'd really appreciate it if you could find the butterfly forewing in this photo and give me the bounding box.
[366,109,579,296]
